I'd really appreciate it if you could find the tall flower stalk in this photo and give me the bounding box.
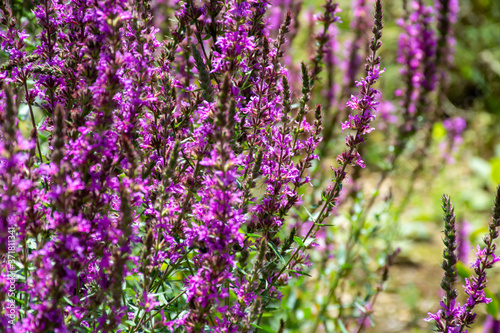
[426,187,500,333]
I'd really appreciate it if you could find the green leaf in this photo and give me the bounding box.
[150,290,173,297]
[263,307,280,312]
[125,274,141,290]
[236,266,248,276]
[490,157,500,184]
[302,206,316,221]
[250,323,263,329]
[340,263,353,270]
[268,242,285,264]
[158,293,168,306]
[470,226,489,242]
[288,270,311,277]
[314,223,334,227]
[246,233,262,238]
[10,296,24,305]
[354,301,367,313]
[337,318,349,333]
[294,236,304,247]
[240,69,255,90]
[485,288,500,319]
[456,261,472,279]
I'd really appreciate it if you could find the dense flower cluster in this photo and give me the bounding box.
[396,0,436,116]
[0,0,387,331]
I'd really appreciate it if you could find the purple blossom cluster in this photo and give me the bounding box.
[426,188,500,333]
[0,0,388,332]
[396,0,436,117]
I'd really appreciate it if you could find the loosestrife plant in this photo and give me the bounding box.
[0,0,387,331]
[426,188,500,333]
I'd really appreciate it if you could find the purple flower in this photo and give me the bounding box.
[397,0,437,116]
[440,117,467,164]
